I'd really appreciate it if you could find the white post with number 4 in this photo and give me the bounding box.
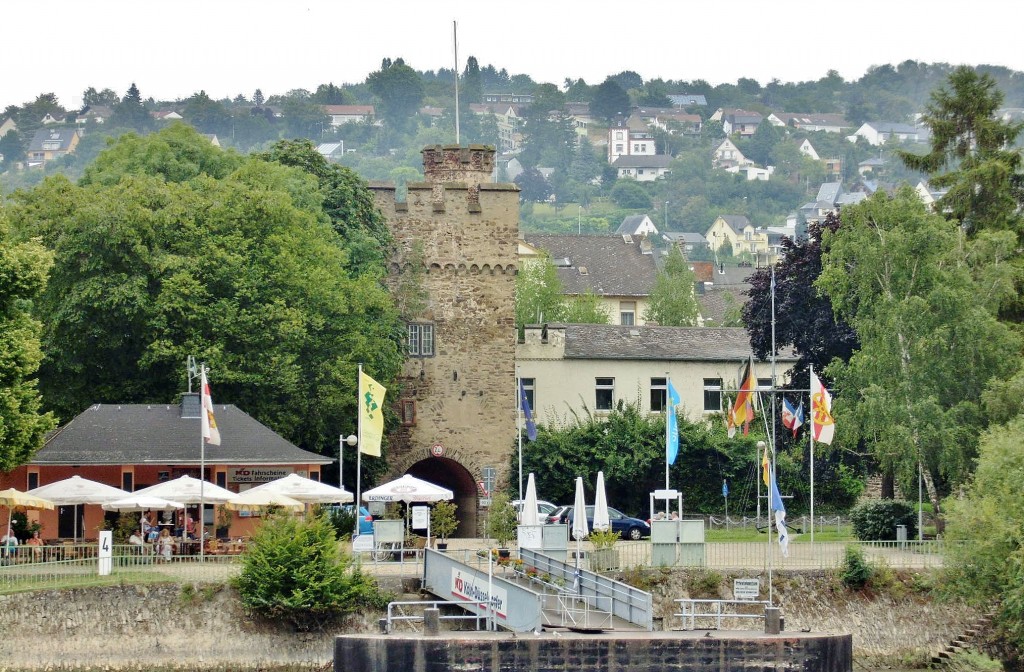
[98,530,113,576]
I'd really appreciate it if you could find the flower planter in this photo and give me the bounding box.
[589,547,620,572]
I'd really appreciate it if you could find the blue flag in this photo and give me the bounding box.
[666,380,681,465]
[519,379,537,441]
[722,480,729,498]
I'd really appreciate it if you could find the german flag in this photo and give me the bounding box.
[730,359,756,435]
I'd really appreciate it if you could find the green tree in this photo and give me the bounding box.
[644,245,699,326]
[560,291,610,325]
[7,126,404,456]
[109,83,153,132]
[182,90,232,137]
[897,67,1024,237]
[945,416,1024,667]
[591,78,631,122]
[742,119,782,166]
[610,180,651,208]
[817,189,1021,517]
[0,130,24,170]
[367,57,425,132]
[514,167,552,203]
[0,207,57,470]
[461,56,483,104]
[516,252,565,328]
[81,87,119,108]
[232,512,387,630]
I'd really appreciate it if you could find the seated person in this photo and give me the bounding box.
[156,528,174,561]
[145,525,159,543]
[128,529,145,547]
[1,528,18,559]
[25,531,43,559]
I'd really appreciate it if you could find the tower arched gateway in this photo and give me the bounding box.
[371,145,519,538]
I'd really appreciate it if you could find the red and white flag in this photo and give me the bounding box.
[201,369,221,446]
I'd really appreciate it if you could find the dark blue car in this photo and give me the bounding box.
[548,505,650,540]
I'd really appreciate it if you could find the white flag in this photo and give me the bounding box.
[201,370,221,446]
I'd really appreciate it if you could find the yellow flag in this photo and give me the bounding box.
[359,371,387,456]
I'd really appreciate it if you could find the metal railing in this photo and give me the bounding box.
[542,592,613,630]
[0,544,240,594]
[674,598,771,630]
[384,599,488,633]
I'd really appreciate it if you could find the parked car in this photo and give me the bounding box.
[512,499,558,522]
[546,505,650,540]
[330,504,375,536]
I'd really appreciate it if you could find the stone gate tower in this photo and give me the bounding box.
[370,145,519,536]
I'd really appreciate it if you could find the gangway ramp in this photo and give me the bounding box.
[421,548,652,633]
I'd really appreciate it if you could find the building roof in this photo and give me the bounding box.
[610,155,673,169]
[523,234,659,298]
[667,94,708,107]
[33,397,331,466]
[663,232,708,246]
[816,182,843,204]
[615,215,656,235]
[697,287,743,326]
[546,323,793,362]
[27,128,78,152]
[775,113,850,128]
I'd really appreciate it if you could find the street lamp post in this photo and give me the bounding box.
[340,434,357,489]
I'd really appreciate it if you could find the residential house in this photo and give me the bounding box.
[634,107,702,135]
[704,215,785,264]
[0,393,332,541]
[323,105,374,126]
[202,134,221,147]
[565,102,593,141]
[483,93,533,105]
[858,157,886,175]
[470,103,525,153]
[153,110,183,122]
[607,116,656,162]
[521,234,659,326]
[611,154,672,181]
[851,121,928,146]
[616,215,658,237]
[40,113,65,125]
[768,113,850,134]
[316,141,346,161]
[418,106,444,125]
[0,117,15,138]
[668,94,708,108]
[722,110,763,137]
[800,181,867,221]
[517,323,793,422]
[726,165,773,181]
[711,138,749,169]
[915,180,948,210]
[797,138,820,161]
[26,127,80,166]
[76,105,114,125]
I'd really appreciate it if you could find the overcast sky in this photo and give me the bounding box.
[6,0,1023,111]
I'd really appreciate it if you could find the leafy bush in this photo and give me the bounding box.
[327,506,356,540]
[850,499,918,540]
[840,545,872,589]
[232,512,388,630]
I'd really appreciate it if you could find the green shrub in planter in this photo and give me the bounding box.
[850,499,918,540]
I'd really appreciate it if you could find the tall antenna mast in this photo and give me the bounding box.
[453,20,460,144]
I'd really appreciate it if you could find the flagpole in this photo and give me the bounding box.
[665,370,671,495]
[199,364,207,563]
[809,364,816,547]
[516,368,523,503]
[355,363,363,538]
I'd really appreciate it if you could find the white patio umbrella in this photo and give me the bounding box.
[571,476,589,593]
[133,475,238,504]
[520,473,540,526]
[225,489,305,513]
[244,473,353,504]
[102,495,185,541]
[363,474,453,538]
[28,476,130,541]
[362,474,454,504]
[592,471,610,532]
[571,476,589,541]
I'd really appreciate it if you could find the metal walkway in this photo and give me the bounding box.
[420,548,652,633]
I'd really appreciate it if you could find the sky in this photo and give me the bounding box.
[5,0,1023,111]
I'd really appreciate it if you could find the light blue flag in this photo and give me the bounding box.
[666,380,681,465]
[768,463,789,556]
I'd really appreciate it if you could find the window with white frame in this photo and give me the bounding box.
[595,377,615,411]
[620,301,636,326]
[703,378,723,412]
[520,378,536,411]
[407,323,435,357]
[650,377,667,412]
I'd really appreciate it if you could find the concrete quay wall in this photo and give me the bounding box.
[335,631,854,672]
